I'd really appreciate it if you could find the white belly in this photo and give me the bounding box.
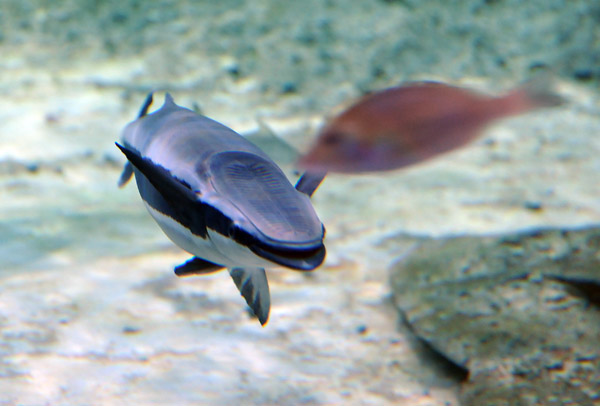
[144,203,277,268]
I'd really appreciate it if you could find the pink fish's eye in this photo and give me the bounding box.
[321,131,344,146]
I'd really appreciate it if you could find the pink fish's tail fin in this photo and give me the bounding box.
[498,75,565,116]
[520,74,565,107]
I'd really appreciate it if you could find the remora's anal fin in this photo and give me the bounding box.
[295,171,327,197]
[175,257,224,277]
[118,162,134,188]
[229,267,271,326]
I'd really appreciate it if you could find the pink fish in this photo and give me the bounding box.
[298,81,563,173]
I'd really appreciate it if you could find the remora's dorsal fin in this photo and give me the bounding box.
[138,92,154,118]
[175,257,224,277]
[164,93,176,108]
[295,171,327,197]
[229,267,271,326]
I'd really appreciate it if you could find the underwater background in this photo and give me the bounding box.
[1,0,599,404]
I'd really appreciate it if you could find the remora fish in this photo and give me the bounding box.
[298,80,563,173]
[117,93,326,325]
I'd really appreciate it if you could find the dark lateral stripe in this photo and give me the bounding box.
[134,170,208,239]
[116,142,208,238]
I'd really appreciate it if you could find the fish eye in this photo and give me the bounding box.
[322,131,343,146]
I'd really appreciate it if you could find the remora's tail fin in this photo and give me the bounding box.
[229,267,271,326]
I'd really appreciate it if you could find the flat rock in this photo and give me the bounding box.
[390,227,600,405]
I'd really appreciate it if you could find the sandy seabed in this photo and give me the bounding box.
[0,1,599,405]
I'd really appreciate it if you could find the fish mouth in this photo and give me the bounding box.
[228,222,326,270]
[249,240,326,271]
[203,202,326,271]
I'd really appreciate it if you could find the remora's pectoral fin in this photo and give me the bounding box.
[229,267,271,326]
[175,257,224,277]
[117,162,134,188]
[138,92,154,118]
[117,92,154,188]
[295,171,327,197]
[115,143,198,203]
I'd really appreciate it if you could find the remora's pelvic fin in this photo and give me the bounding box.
[118,162,134,188]
[229,267,271,326]
[175,257,224,277]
